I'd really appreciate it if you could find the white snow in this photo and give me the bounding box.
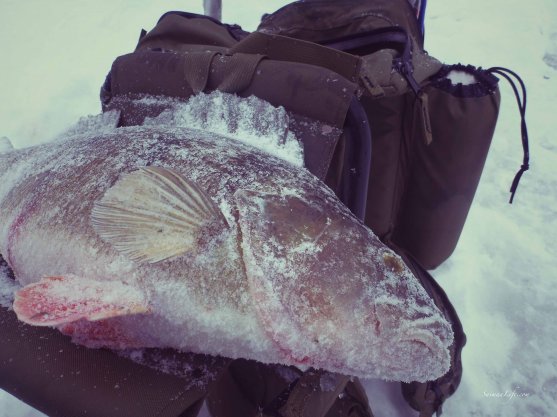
[446,70,477,86]
[1,0,556,416]
[0,137,14,154]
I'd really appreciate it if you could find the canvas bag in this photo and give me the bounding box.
[257,0,507,269]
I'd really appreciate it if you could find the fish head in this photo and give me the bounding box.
[235,189,453,382]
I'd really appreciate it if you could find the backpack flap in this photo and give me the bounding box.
[137,11,245,51]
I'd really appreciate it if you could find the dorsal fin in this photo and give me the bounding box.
[91,166,225,263]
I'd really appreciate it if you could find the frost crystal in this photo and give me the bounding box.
[58,110,121,139]
[143,92,304,167]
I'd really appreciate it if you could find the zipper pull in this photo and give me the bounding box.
[394,58,433,145]
[418,92,433,145]
[395,58,422,96]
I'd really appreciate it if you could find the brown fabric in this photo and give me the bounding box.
[324,128,346,192]
[325,379,375,417]
[0,304,230,417]
[278,371,350,417]
[107,14,360,181]
[359,49,442,98]
[207,359,301,417]
[211,53,267,93]
[103,10,360,183]
[391,87,501,269]
[289,115,343,180]
[360,93,411,239]
[231,32,361,83]
[109,50,356,129]
[108,47,357,181]
[182,51,220,93]
[206,361,374,417]
[137,13,238,51]
[350,75,501,270]
[257,0,442,100]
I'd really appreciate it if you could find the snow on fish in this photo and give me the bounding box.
[0,96,453,382]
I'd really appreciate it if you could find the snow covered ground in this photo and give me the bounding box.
[1,0,556,416]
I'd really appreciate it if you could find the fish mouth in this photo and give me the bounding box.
[370,303,454,382]
[384,327,452,382]
[319,303,455,382]
[287,326,452,383]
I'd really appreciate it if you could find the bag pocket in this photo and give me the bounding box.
[391,64,500,269]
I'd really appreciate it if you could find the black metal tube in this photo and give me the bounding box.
[339,98,372,221]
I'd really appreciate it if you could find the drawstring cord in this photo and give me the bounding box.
[487,67,530,203]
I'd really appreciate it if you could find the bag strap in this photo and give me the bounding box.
[486,67,530,203]
[138,11,362,84]
[232,32,362,83]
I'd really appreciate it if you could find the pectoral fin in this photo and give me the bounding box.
[92,166,225,263]
[13,275,149,326]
